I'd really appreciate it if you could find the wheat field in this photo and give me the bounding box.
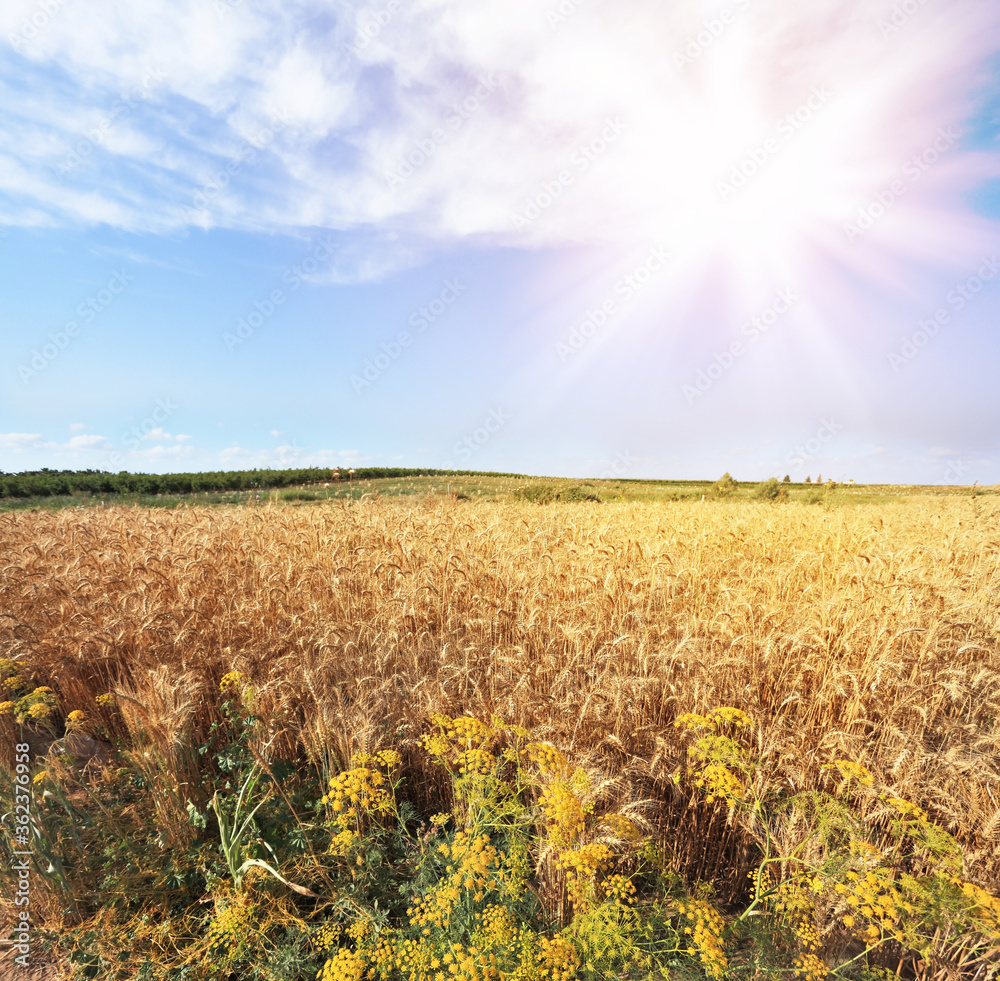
[3,495,999,903]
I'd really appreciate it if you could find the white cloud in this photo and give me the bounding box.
[67,433,110,450]
[218,443,373,469]
[69,422,86,431]
[0,0,995,285]
[0,432,43,451]
[0,431,109,456]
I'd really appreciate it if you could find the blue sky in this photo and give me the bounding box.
[1,0,999,484]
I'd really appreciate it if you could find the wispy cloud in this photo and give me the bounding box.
[0,0,996,287]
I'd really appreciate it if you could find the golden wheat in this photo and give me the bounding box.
[2,496,999,896]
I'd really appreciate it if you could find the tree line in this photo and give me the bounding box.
[0,467,527,499]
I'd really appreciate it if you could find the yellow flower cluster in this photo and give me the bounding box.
[0,701,14,715]
[219,670,247,692]
[792,951,827,981]
[313,923,342,952]
[534,934,579,981]
[473,904,522,950]
[824,760,874,788]
[886,796,928,822]
[674,707,752,731]
[408,832,499,929]
[837,867,909,945]
[422,714,492,755]
[600,813,640,842]
[420,714,515,787]
[677,899,728,979]
[457,748,496,776]
[602,873,637,905]
[539,783,587,848]
[318,947,368,981]
[696,763,744,805]
[557,843,613,910]
[95,693,116,707]
[11,686,59,724]
[321,760,394,833]
[328,829,357,855]
[949,876,1000,938]
[67,709,85,723]
[369,938,501,981]
[711,707,753,728]
[347,918,377,945]
[771,873,826,968]
[450,716,494,747]
[443,832,498,891]
[207,898,252,957]
[524,742,570,777]
[748,864,773,902]
[0,660,26,696]
[556,843,612,879]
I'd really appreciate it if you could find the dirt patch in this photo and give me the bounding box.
[0,944,69,980]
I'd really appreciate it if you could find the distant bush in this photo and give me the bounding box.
[712,472,738,498]
[514,484,600,504]
[558,485,601,503]
[279,490,319,502]
[514,483,558,503]
[755,477,781,500]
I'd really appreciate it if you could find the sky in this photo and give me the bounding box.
[1,0,999,484]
